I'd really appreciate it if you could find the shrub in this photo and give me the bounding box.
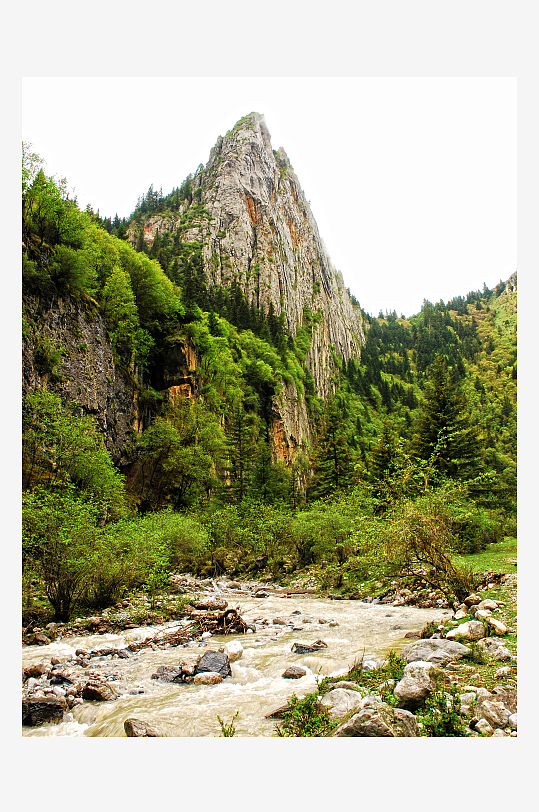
[417,683,467,737]
[275,692,337,737]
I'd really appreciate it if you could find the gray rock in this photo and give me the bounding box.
[331,681,361,691]
[320,688,365,720]
[195,650,232,678]
[151,665,183,682]
[124,718,165,737]
[475,698,512,729]
[399,638,469,665]
[394,661,441,710]
[332,704,420,737]
[508,713,517,730]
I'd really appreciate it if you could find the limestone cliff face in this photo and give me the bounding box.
[129,112,367,453]
[22,294,142,465]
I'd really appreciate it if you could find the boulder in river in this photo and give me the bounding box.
[282,666,307,679]
[193,672,223,685]
[152,665,183,683]
[195,650,232,678]
[82,682,120,701]
[222,640,243,662]
[124,718,165,737]
[291,640,327,654]
[23,697,64,726]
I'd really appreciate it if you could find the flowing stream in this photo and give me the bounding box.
[22,596,452,737]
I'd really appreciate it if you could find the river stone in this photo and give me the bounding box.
[222,640,243,662]
[331,681,361,691]
[394,661,441,710]
[25,662,50,679]
[272,617,288,625]
[446,620,487,641]
[282,666,307,679]
[508,713,517,730]
[291,640,327,654]
[193,671,223,685]
[82,682,120,701]
[195,650,232,678]
[320,688,365,721]
[332,704,420,737]
[23,697,64,726]
[152,665,183,682]
[399,638,469,666]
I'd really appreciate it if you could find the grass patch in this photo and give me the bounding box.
[452,537,517,574]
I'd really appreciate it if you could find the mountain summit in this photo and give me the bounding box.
[131,112,366,398]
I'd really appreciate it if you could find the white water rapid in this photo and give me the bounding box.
[22,595,452,737]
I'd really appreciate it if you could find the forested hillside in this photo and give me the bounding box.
[21,132,517,625]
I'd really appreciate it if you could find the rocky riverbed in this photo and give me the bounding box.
[22,573,517,737]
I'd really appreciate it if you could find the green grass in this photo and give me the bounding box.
[452,537,517,574]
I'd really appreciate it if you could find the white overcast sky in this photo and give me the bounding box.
[22,77,515,319]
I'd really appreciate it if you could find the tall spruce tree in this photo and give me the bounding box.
[308,401,355,500]
[413,354,482,480]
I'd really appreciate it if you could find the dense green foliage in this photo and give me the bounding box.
[21,143,516,623]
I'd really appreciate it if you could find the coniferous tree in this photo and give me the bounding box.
[413,354,482,480]
[308,401,355,500]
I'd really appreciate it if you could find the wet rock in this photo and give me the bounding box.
[82,682,120,701]
[403,631,421,639]
[254,591,269,598]
[34,632,50,646]
[446,620,487,641]
[222,640,243,663]
[291,640,327,654]
[193,672,223,685]
[124,718,165,737]
[320,688,365,721]
[76,648,91,657]
[329,621,339,627]
[282,666,307,679]
[272,617,288,625]
[25,662,50,679]
[50,672,74,686]
[152,665,183,683]
[400,638,469,666]
[23,697,64,726]
[394,661,441,710]
[195,650,232,678]
[332,704,420,737]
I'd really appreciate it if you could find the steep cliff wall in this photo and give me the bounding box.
[133,114,366,396]
[22,294,142,466]
[129,112,367,454]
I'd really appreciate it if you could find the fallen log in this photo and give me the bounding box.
[126,608,254,653]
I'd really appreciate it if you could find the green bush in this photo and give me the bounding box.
[275,692,337,737]
[417,683,467,736]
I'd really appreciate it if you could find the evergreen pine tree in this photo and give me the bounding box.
[308,401,355,500]
[413,354,482,479]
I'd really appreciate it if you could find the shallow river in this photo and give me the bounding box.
[22,595,451,737]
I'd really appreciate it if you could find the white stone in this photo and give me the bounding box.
[488,617,508,636]
[492,729,507,736]
[446,620,486,641]
[454,609,467,620]
[508,713,517,730]
[223,640,243,662]
[201,631,212,639]
[475,609,492,621]
[475,718,494,736]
